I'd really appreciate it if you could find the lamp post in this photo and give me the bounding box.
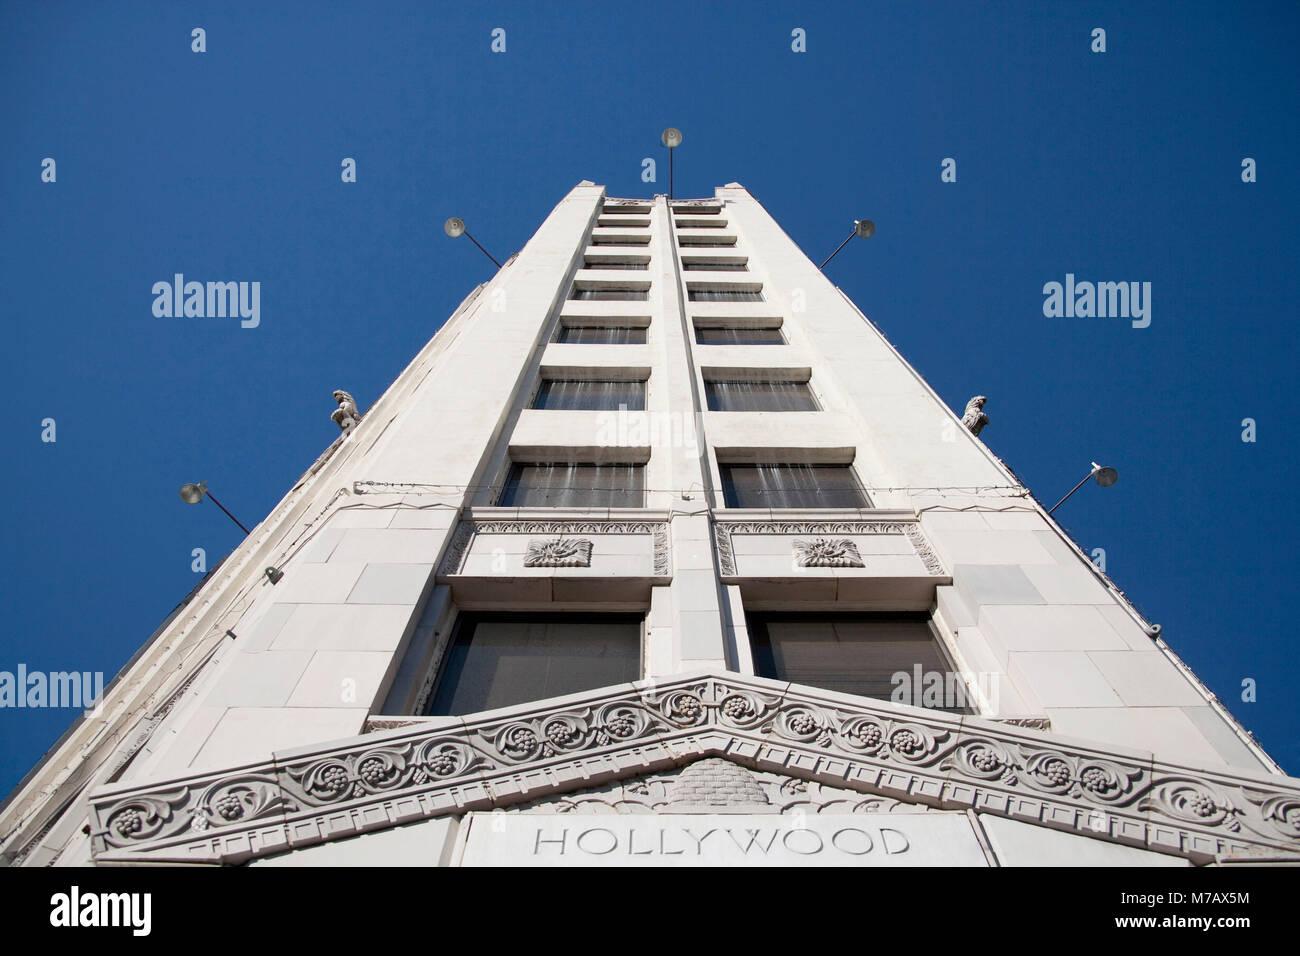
[661,128,682,199]
[1047,462,1119,515]
[819,218,875,270]
[443,217,502,268]
[179,482,251,534]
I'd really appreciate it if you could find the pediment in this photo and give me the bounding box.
[497,756,934,817]
[87,672,1300,865]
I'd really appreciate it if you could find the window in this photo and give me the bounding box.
[705,381,818,412]
[532,379,646,411]
[682,261,748,271]
[718,463,869,509]
[695,326,784,345]
[676,219,728,228]
[688,289,763,302]
[570,288,649,301]
[556,326,648,344]
[584,259,649,270]
[592,235,651,245]
[747,613,970,712]
[425,613,643,716]
[679,237,736,247]
[596,219,650,228]
[499,463,645,507]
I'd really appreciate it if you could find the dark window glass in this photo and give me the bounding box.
[695,327,784,345]
[499,463,645,507]
[426,613,642,716]
[678,238,736,247]
[705,381,818,412]
[555,326,648,344]
[584,261,649,270]
[592,236,651,245]
[570,289,649,301]
[688,290,763,302]
[682,262,748,271]
[533,379,646,411]
[676,220,727,228]
[719,463,869,509]
[748,613,969,712]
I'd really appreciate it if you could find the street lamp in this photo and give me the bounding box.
[661,128,682,199]
[819,218,875,269]
[179,482,252,534]
[1047,462,1119,515]
[443,217,502,268]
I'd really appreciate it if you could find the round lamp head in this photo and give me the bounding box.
[443,217,466,238]
[855,219,876,239]
[1092,464,1119,487]
[661,127,682,148]
[179,482,207,504]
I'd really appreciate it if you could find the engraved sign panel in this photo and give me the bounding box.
[458,813,988,867]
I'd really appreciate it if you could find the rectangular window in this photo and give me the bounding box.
[532,379,646,411]
[705,381,818,412]
[679,237,737,247]
[748,613,968,711]
[499,463,645,507]
[584,259,649,270]
[596,219,650,228]
[592,235,651,245]
[676,220,728,228]
[719,463,869,509]
[695,326,784,345]
[570,289,650,301]
[688,290,763,302]
[682,262,748,271]
[555,326,648,344]
[425,613,643,716]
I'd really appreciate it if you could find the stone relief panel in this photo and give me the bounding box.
[523,538,593,567]
[440,520,669,576]
[793,538,864,568]
[714,521,946,577]
[497,757,931,816]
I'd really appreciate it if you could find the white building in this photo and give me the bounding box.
[4,182,1298,867]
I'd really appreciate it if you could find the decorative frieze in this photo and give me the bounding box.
[714,520,946,577]
[440,519,670,577]
[87,672,1300,865]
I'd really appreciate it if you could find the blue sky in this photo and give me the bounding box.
[1,1,1296,795]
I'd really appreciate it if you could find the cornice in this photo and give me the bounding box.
[86,673,1300,865]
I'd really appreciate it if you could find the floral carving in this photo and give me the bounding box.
[664,692,704,725]
[523,538,593,568]
[793,537,864,568]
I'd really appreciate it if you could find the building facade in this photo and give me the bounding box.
[4,182,1298,867]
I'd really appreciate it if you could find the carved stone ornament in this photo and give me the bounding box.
[793,537,864,568]
[86,672,1300,866]
[714,521,945,577]
[330,389,363,432]
[441,520,669,576]
[523,538,593,568]
[961,395,989,436]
